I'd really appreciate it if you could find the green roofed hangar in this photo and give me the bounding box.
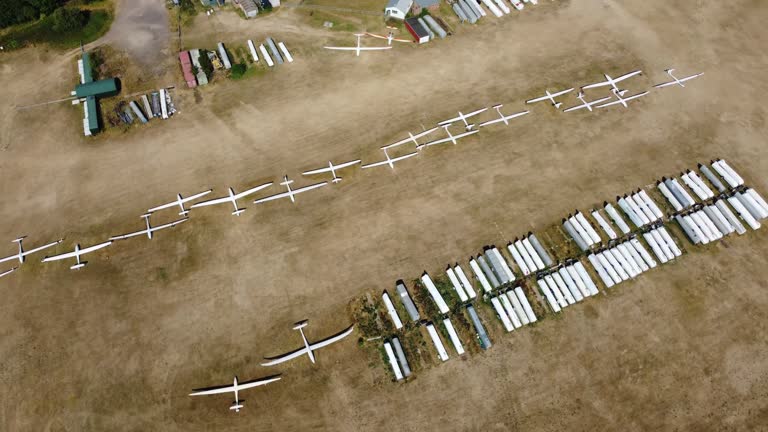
[74,50,120,136]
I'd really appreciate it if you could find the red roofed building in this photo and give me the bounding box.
[179,51,197,88]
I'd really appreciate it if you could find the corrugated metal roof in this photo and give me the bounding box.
[75,78,119,98]
[415,0,439,6]
[386,0,412,13]
[85,96,99,133]
[81,52,93,83]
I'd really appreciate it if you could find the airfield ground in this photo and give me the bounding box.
[1,0,768,430]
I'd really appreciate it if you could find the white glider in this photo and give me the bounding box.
[261,320,355,366]
[190,183,274,216]
[381,127,439,151]
[109,213,188,241]
[0,267,18,278]
[254,175,328,204]
[190,375,281,413]
[361,149,418,171]
[147,189,213,216]
[438,107,489,131]
[597,88,650,109]
[653,68,704,88]
[41,241,113,270]
[0,236,63,265]
[365,31,412,45]
[582,70,642,95]
[422,124,479,148]
[563,91,612,113]
[302,159,361,184]
[525,88,574,109]
[324,34,392,57]
[478,105,530,127]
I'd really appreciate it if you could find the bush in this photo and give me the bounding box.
[51,7,86,33]
[198,50,213,78]
[230,63,246,79]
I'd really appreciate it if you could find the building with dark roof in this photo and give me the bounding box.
[404,17,430,44]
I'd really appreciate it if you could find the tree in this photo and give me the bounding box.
[51,7,86,33]
[230,63,247,79]
[198,50,214,78]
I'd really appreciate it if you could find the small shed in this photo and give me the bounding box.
[178,51,198,88]
[234,0,259,18]
[413,0,440,15]
[385,0,412,20]
[404,17,430,44]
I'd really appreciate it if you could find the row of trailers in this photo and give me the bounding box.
[117,89,175,126]
[380,232,561,380]
[450,0,539,24]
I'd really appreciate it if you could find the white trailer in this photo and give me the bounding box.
[565,264,591,298]
[688,171,714,199]
[514,240,538,273]
[629,193,656,225]
[592,209,618,240]
[715,159,744,186]
[521,238,545,270]
[699,164,727,193]
[425,323,449,361]
[493,248,517,281]
[446,267,469,302]
[536,278,561,313]
[396,282,421,322]
[629,237,657,269]
[382,292,403,330]
[494,0,510,14]
[711,161,738,188]
[514,287,538,322]
[391,337,411,377]
[682,172,708,201]
[278,42,294,63]
[477,255,500,288]
[480,0,503,17]
[443,318,465,355]
[690,211,718,242]
[384,342,403,381]
[623,241,649,273]
[423,15,447,39]
[617,243,642,276]
[247,39,259,62]
[259,44,274,67]
[558,268,583,302]
[458,0,479,23]
[657,226,682,257]
[466,305,492,349]
[676,214,702,244]
[546,274,571,306]
[602,250,629,281]
[607,247,633,279]
[574,261,600,295]
[727,195,761,230]
[700,210,725,239]
[528,233,554,267]
[265,37,283,65]
[563,219,590,251]
[683,214,709,244]
[469,258,493,292]
[642,232,668,264]
[604,203,632,234]
[658,181,683,212]
[490,297,515,330]
[505,290,529,325]
[569,214,595,246]
[217,42,232,69]
[715,200,746,235]
[650,229,676,261]
[575,211,602,245]
[141,94,153,120]
[670,178,696,207]
[454,265,477,299]
[746,189,768,216]
[499,294,522,328]
[703,205,733,235]
[597,252,622,284]
[737,192,768,220]
[587,253,614,288]
[638,190,664,220]
[421,273,450,314]
[618,196,645,228]
[484,249,509,284]
[507,242,531,275]
[452,3,469,23]
[159,88,169,119]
